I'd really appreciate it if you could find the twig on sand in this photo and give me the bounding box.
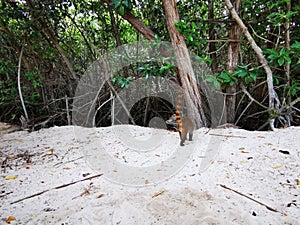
[209,133,247,138]
[10,173,103,205]
[220,184,279,213]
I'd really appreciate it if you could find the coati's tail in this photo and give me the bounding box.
[175,90,183,134]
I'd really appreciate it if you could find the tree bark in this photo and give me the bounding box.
[162,0,207,128]
[225,0,242,124]
[223,0,280,130]
[208,0,217,74]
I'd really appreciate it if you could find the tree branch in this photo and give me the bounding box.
[223,0,281,130]
[102,0,155,41]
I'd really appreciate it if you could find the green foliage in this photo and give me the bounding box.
[175,20,207,48]
[291,41,300,64]
[233,65,258,84]
[205,74,220,90]
[112,75,133,88]
[211,65,259,88]
[137,62,175,80]
[111,0,133,15]
[264,48,292,66]
[267,3,298,25]
[25,71,43,89]
[288,80,300,96]
[217,70,238,87]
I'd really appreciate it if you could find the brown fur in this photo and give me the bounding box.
[175,91,194,146]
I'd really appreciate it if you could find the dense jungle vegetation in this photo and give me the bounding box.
[0,0,299,130]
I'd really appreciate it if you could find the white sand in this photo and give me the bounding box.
[0,125,299,224]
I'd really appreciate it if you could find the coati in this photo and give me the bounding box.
[166,90,194,146]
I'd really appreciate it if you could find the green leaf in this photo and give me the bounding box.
[291,41,300,50]
[244,77,251,84]
[249,72,257,81]
[283,55,291,64]
[118,5,125,15]
[188,35,193,42]
[279,47,286,55]
[278,58,285,66]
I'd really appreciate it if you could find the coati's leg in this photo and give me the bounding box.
[180,139,185,146]
[180,131,188,146]
[188,132,193,141]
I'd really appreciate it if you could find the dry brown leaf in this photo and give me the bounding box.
[241,150,249,153]
[97,194,104,198]
[47,148,54,153]
[81,189,90,196]
[5,175,18,180]
[5,216,16,223]
[152,189,165,198]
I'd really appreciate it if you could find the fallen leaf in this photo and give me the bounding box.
[145,179,149,184]
[297,179,300,185]
[5,175,18,180]
[241,150,249,153]
[17,139,23,142]
[274,165,282,169]
[257,136,265,138]
[240,160,248,164]
[47,148,54,153]
[226,173,231,178]
[152,189,165,198]
[83,189,90,195]
[97,194,104,198]
[5,216,16,223]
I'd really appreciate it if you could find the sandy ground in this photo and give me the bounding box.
[0,125,299,225]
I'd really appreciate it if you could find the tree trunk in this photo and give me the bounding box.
[225,0,242,124]
[162,0,207,128]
